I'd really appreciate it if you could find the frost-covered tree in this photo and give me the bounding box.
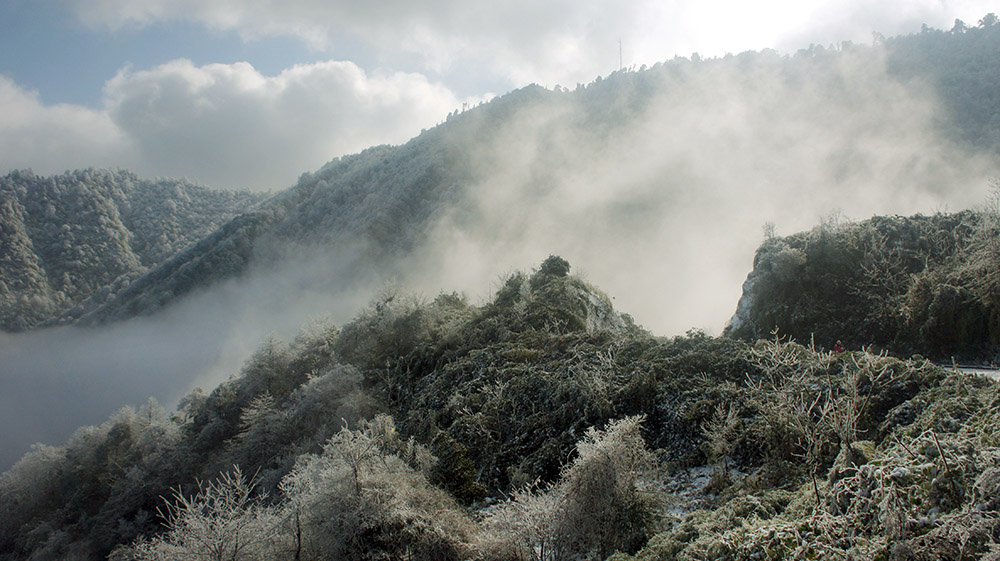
[478,415,655,561]
[0,400,186,561]
[279,415,473,561]
[557,415,654,559]
[113,467,286,561]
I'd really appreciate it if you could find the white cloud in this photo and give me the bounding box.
[0,76,129,172]
[102,59,465,189]
[773,0,993,51]
[0,60,465,190]
[62,0,1000,89]
[64,0,650,86]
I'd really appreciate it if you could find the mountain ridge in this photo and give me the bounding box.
[41,22,1000,333]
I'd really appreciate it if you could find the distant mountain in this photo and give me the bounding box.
[63,21,1000,330]
[63,91,535,326]
[884,18,1000,151]
[62,137,475,325]
[0,169,265,330]
[726,208,1000,361]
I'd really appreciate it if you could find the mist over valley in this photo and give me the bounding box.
[3,20,1000,469]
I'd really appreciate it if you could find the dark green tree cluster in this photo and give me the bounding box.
[885,13,1000,151]
[727,207,1000,361]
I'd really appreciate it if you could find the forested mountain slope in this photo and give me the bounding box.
[63,19,1000,332]
[0,169,264,330]
[726,204,1000,362]
[2,257,998,561]
[64,137,471,326]
[885,16,1000,151]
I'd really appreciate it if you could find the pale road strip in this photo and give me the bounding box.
[956,367,1000,381]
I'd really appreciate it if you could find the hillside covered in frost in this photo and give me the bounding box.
[1,256,999,561]
[0,169,264,331]
[726,202,1000,363]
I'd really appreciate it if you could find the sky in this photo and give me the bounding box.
[0,0,997,191]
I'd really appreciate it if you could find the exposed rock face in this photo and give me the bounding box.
[725,273,756,335]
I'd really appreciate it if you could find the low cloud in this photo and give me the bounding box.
[1,59,465,190]
[0,76,128,171]
[407,48,998,336]
[0,244,384,471]
[62,0,999,89]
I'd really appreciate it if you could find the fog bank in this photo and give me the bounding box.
[409,48,997,335]
[0,249,381,470]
